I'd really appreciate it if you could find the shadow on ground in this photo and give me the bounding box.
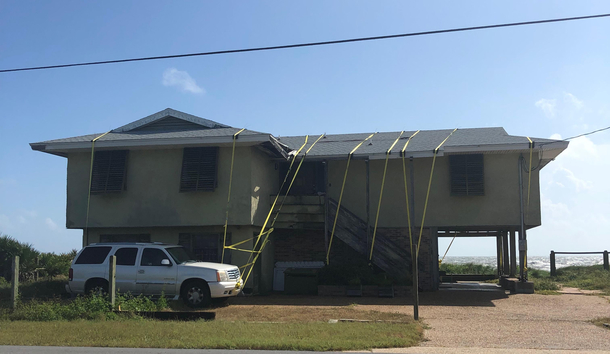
[229,289,508,307]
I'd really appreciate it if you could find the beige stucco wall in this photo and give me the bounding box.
[327,153,541,229]
[67,146,266,229]
[250,148,278,227]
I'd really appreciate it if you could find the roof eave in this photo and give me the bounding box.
[31,134,272,154]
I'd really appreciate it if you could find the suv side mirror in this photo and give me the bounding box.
[161,259,171,266]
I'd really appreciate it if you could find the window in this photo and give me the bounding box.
[140,248,172,266]
[114,247,138,266]
[449,154,484,196]
[279,161,325,196]
[99,234,150,243]
[179,233,224,263]
[180,147,219,192]
[75,246,112,264]
[91,150,128,193]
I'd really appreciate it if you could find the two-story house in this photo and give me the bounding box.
[31,108,568,293]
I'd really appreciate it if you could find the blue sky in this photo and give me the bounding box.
[1,1,609,257]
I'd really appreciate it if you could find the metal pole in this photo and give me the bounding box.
[518,155,526,281]
[366,159,370,250]
[604,250,609,271]
[323,160,329,253]
[502,230,509,275]
[509,230,517,277]
[550,251,556,276]
[11,256,19,309]
[409,157,419,320]
[496,236,503,277]
[108,255,116,307]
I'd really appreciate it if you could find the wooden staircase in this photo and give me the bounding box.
[327,198,412,278]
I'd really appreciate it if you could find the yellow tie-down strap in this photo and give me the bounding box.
[401,130,420,254]
[416,128,457,257]
[221,128,246,263]
[369,131,404,263]
[326,133,376,265]
[224,229,274,253]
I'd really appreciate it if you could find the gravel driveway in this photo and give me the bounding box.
[355,288,610,351]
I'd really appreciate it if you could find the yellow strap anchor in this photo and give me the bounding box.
[369,131,404,263]
[326,133,376,265]
[84,130,111,245]
[221,128,246,263]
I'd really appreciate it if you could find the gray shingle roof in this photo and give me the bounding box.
[276,127,562,158]
[33,127,266,145]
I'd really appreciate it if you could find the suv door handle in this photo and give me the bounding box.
[138,270,145,274]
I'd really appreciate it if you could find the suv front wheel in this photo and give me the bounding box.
[181,280,211,308]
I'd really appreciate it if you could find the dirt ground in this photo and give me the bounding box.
[226,288,610,351]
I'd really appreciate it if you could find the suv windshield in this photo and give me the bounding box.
[166,247,196,264]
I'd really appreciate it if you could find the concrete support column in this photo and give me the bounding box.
[496,236,503,276]
[509,230,517,277]
[502,230,510,276]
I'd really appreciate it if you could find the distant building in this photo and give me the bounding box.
[31,108,568,293]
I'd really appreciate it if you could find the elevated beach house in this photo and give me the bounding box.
[31,108,568,293]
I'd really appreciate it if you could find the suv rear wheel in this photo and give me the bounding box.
[181,280,211,308]
[85,279,108,296]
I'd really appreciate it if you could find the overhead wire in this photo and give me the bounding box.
[2,13,610,73]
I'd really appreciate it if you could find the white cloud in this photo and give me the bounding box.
[529,135,610,254]
[535,98,556,118]
[162,68,204,94]
[564,92,584,109]
[44,217,58,231]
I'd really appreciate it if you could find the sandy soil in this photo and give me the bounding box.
[357,291,610,351]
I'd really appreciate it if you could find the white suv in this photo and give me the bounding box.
[67,242,242,307]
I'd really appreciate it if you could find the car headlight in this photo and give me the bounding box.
[216,270,229,282]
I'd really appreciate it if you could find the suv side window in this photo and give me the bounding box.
[114,247,138,266]
[140,248,172,266]
[74,246,112,265]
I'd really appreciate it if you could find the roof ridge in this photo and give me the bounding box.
[112,108,232,133]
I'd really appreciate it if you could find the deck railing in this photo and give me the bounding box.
[550,250,609,276]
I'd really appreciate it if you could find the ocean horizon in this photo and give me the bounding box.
[442,255,605,272]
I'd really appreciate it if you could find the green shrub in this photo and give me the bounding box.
[0,234,39,281]
[38,250,77,278]
[439,262,496,275]
[533,278,559,291]
[554,265,610,293]
[8,292,168,321]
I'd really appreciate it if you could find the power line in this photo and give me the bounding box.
[537,125,610,149]
[563,125,610,141]
[2,13,610,73]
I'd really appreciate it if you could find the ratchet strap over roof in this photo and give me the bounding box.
[275,127,568,168]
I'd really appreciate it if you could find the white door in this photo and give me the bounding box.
[112,247,139,293]
[136,248,178,296]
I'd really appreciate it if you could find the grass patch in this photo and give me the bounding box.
[439,262,496,275]
[214,304,413,323]
[0,320,422,350]
[553,265,610,294]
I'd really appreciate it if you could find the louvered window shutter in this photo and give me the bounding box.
[449,154,484,196]
[180,147,219,192]
[91,150,128,193]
